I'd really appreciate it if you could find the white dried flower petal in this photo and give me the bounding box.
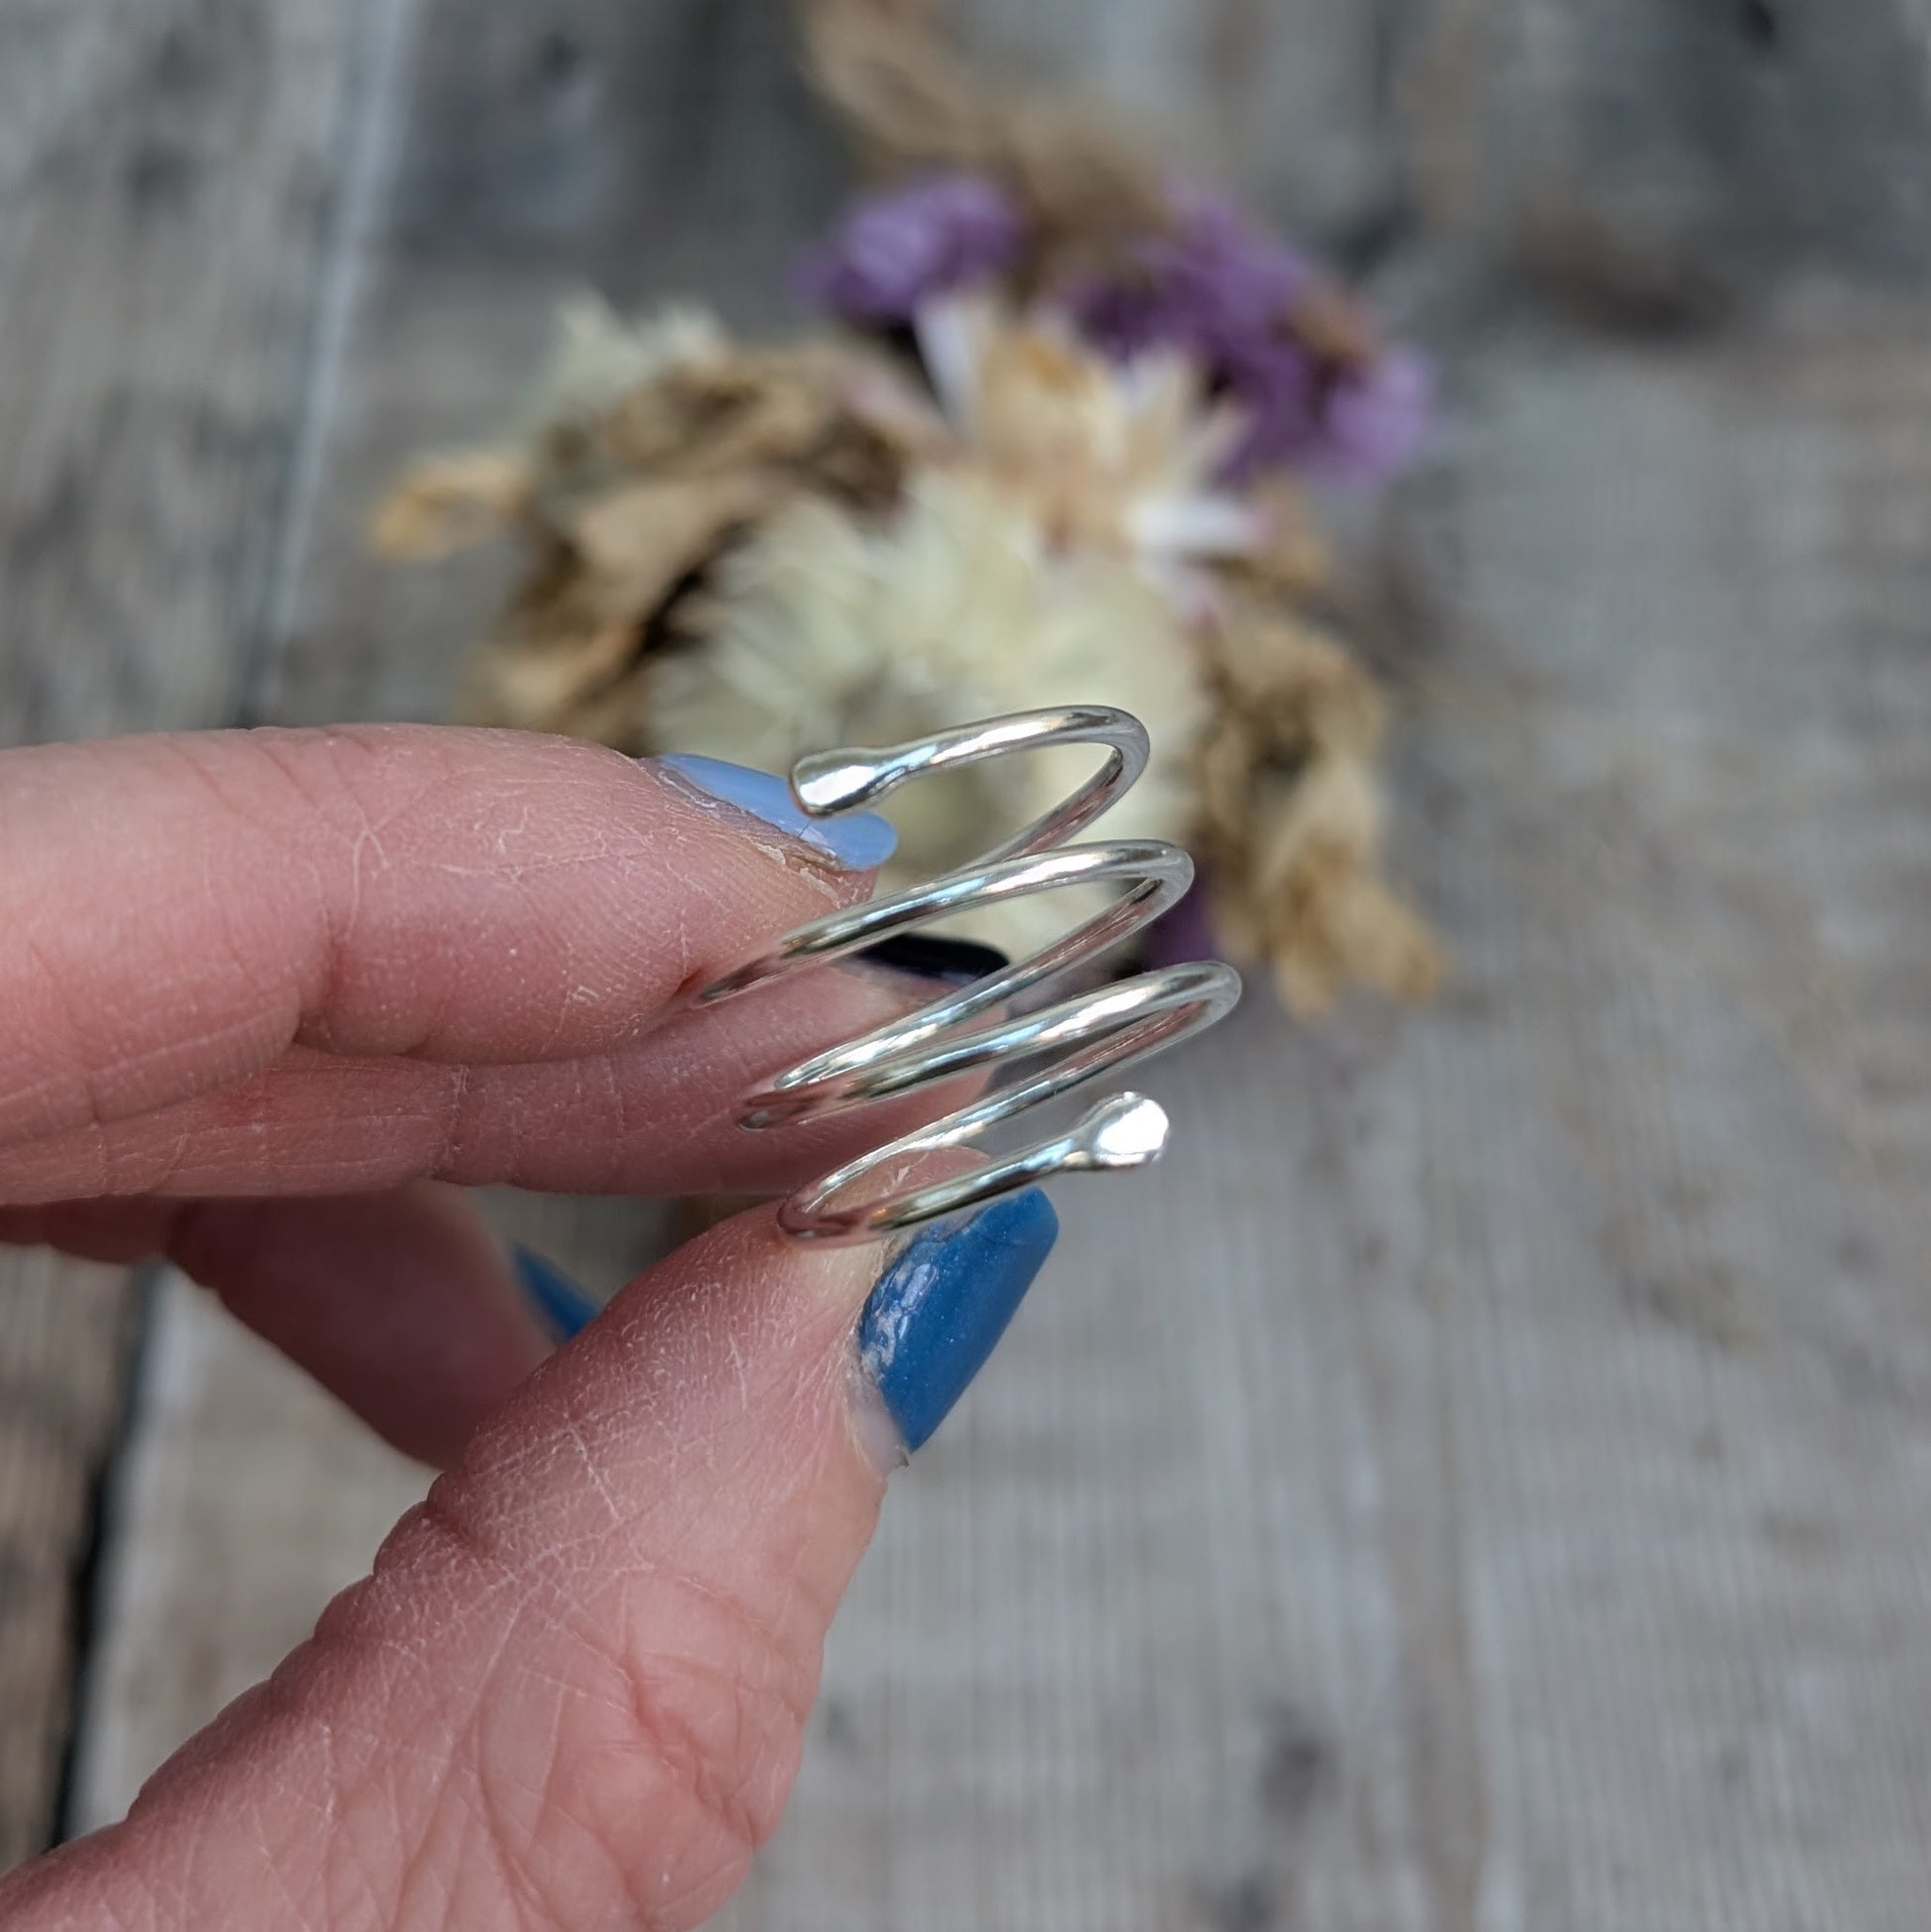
[515,296,727,440]
[648,474,1206,959]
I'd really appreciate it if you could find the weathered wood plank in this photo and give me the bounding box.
[0,0,409,1862]
[0,1253,132,1872]
[0,0,394,742]
[964,0,1399,250]
[1400,0,1931,321]
[1355,293,1931,1929]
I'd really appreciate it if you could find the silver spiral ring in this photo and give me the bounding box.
[693,706,1244,1244]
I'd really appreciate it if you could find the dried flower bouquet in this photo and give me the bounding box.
[376,0,1439,1013]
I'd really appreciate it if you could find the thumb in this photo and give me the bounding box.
[0,1192,1058,1932]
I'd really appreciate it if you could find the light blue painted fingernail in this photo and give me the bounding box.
[513,1246,601,1343]
[858,1190,1060,1453]
[656,753,897,871]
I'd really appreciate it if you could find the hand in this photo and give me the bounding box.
[0,725,1057,1930]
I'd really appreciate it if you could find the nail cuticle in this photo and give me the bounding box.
[848,1366,913,1478]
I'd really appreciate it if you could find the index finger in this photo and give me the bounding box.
[0,725,893,1147]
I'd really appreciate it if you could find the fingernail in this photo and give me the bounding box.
[656,753,897,871]
[854,934,1009,986]
[857,1190,1059,1455]
[512,1246,601,1343]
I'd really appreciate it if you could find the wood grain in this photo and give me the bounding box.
[25,0,1931,1924]
[964,0,1400,251]
[0,1253,132,1871]
[1398,0,1931,322]
[0,0,398,744]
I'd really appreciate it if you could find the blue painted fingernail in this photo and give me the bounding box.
[858,1190,1060,1453]
[656,753,897,871]
[512,1246,601,1343]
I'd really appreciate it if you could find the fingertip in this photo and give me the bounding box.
[22,1204,940,1931]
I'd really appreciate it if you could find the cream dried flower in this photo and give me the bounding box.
[648,470,1204,959]
[1195,608,1440,1013]
[373,300,729,561]
[513,295,732,451]
[376,299,944,745]
[913,295,1286,612]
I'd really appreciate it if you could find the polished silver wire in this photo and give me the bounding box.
[694,706,1243,1243]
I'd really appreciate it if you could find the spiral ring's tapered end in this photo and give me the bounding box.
[1074,1094,1170,1170]
[792,753,893,817]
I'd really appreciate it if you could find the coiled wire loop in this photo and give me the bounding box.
[694,707,1243,1243]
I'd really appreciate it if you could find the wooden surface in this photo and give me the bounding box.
[8,0,1931,1924]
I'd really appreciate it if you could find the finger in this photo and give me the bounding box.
[0,1186,552,1466]
[0,726,894,1148]
[0,1192,1062,1932]
[0,949,993,1204]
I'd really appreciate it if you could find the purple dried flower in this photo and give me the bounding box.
[1075,192,1313,362]
[1139,875,1221,972]
[1313,347,1434,486]
[1068,190,1432,489]
[1214,338,1436,485]
[798,173,1025,324]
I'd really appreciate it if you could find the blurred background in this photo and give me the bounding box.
[5,1,1931,1926]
